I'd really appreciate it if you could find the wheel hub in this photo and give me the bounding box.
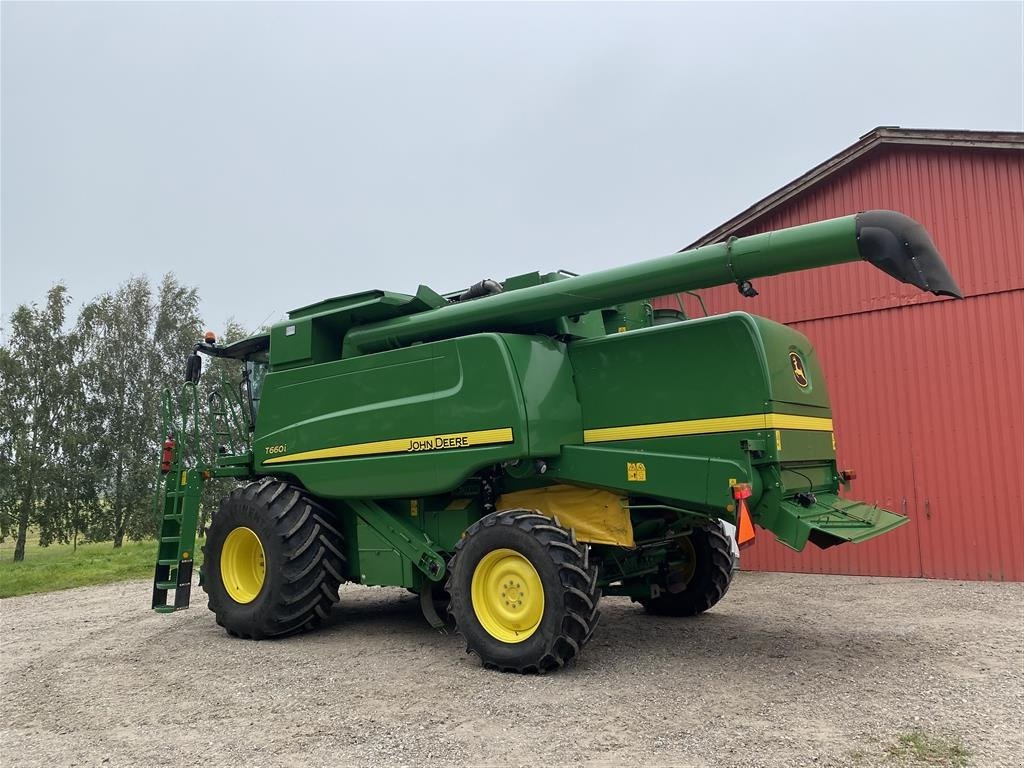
[471,548,544,643]
[220,526,266,604]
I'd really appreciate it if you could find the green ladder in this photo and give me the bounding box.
[208,382,249,456]
[151,465,202,612]
[151,383,204,613]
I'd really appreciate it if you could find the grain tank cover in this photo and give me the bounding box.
[270,285,449,370]
[287,285,448,321]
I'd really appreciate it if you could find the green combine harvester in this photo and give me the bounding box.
[153,210,959,672]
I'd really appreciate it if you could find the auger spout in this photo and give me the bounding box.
[343,210,960,355]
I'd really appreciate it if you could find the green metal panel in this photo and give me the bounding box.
[747,315,831,410]
[601,301,654,334]
[570,314,776,425]
[346,498,446,583]
[760,492,910,552]
[354,519,416,587]
[270,288,449,370]
[253,334,529,498]
[418,496,481,552]
[269,318,313,368]
[551,444,750,514]
[550,314,851,546]
[500,334,583,456]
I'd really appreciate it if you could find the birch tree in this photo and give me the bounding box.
[0,285,85,561]
[77,274,203,546]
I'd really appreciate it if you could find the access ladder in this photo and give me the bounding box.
[151,383,204,613]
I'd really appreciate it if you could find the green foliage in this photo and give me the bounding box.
[0,285,97,561]
[0,273,214,562]
[885,730,970,767]
[0,534,202,598]
[76,274,203,546]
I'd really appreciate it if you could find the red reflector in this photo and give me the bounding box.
[731,482,753,500]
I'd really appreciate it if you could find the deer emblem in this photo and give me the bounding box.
[789,351,809,388]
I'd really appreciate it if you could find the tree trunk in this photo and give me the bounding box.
[15,419,39,563]
[13,476,33,562]
[13,513,28,563]
[112,454,125,548]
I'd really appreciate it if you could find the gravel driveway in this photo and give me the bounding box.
[1,572,1021,767]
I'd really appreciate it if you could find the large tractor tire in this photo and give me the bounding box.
[639,524,733,617]
[204,478,346,639]
[447,509,601,673]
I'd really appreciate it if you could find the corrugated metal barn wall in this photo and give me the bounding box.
[654,146,1024,580]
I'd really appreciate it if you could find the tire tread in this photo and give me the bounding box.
[447,508,601,673]
[204,479,345,639]
[640,524,734,617]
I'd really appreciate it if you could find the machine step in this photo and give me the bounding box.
[152,381,208,615]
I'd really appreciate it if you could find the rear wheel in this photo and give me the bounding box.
[447,509,601,673]
[639,524,733,617]
[204,478,346,638]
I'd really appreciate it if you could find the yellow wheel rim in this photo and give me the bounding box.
[676,536,697,586]
[220,526,266,604]
[471,548,544,643]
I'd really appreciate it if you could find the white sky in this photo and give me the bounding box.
[2,1,1022,337]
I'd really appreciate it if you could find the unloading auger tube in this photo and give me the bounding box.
[150,208,961,675]
[343,210,961,355]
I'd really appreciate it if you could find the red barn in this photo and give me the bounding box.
[656,127,1024,581]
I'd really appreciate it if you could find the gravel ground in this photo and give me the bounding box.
[1,572,1022,768]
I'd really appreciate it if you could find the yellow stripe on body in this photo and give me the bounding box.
[583,414,833,444]
[263,427,515,465]
[766,414,834,432]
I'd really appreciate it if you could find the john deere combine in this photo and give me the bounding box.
[152,210,959,672]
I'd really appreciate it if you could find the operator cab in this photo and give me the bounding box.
[188,332,271,425]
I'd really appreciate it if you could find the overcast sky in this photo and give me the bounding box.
[2,1,1022,337]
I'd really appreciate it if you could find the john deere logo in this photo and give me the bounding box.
[789,351,809,388]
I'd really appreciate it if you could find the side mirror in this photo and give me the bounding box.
[184,353,202,384]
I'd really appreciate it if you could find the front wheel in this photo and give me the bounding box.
[447,509,601,673]
[204,479,346,638]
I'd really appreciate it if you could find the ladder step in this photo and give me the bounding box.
[157,558,179,566]
[156,580,177,590]
[160,536,180,542]
[153,605,177,614]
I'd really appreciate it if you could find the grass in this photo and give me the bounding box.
[0,535,161,598]
[884,730,971,767]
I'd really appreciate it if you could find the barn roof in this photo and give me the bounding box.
[682,127,1024,250]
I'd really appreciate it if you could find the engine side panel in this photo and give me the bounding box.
[253,334,530,498]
